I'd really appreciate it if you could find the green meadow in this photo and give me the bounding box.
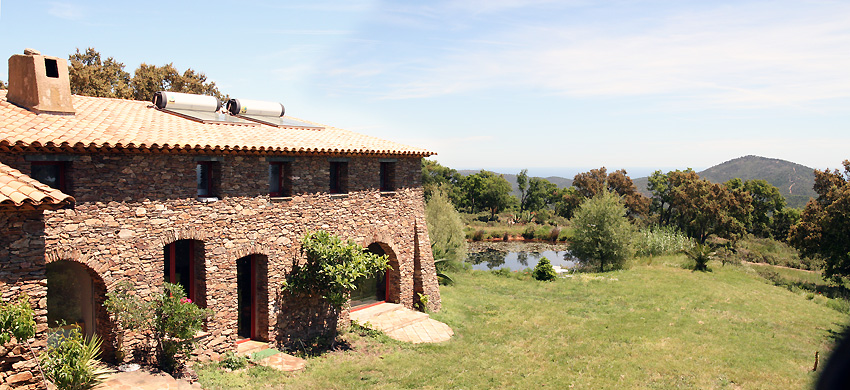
[198,257,847,389]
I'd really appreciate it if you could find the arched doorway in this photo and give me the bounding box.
[236,254,269,341]
[46,260,103,341]
[163,239,206,308]
[351,243,399,308]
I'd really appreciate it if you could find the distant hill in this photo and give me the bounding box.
[633,156,816,209]
[457,170,573,197]
[461,156,817,209]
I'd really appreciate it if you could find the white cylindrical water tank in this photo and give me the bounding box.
[227,99,285,117]
[153,91,221,112]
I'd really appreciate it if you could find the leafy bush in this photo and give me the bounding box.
[219,351,248,370]
[153,283,212,373]
[736,237,819,270]
[285,230,390,307]
[0,293,35,344]
[548,227,562,242]
[492,268,513,278]
[633,225,694,257]
[40,326,112,390]
[532,257,557,281]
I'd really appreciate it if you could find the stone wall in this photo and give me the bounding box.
[0,211,47,390]
[0,152,440,364]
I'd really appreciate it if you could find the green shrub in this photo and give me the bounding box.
[569,191,635,273]
[532,257,557,281]
[0,293,36,344]
[534,225,552,241]
[153,283,212,373]
[634,225,694,257]
[492,268,513,278]
[683,243,715,272]
[219,351,248,370]
[473,229,485,241]
[522,226,536,240]
[284,230,390,308]
[103,280,150,362]
[40,326,112,390]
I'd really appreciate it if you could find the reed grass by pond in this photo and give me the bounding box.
[197,256,846,389]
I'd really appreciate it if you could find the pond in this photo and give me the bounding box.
[466,241,579,272]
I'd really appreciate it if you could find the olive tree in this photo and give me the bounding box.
[569,191,635,272]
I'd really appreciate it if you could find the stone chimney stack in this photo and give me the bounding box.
[6,48,75,114]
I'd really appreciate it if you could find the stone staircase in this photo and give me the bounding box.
[349,302,453,344]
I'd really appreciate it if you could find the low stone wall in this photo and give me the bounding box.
[0,340,45,390]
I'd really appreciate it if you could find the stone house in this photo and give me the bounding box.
[0,50,440,387]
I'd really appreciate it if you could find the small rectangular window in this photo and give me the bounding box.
[197,161,214,197]
[31,162,67,192]
[269,162,292,197]
[329,161,348,194]
[380,161,396,192]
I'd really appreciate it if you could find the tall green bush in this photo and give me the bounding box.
[426,187,467,263]
[103,280,150,362]
[569,191,635,272]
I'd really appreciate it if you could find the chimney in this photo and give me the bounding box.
[6,48,75,114]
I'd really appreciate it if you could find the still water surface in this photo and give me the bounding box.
[467,249,577,271]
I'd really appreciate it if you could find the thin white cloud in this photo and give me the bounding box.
[48,2,84,20]
[326,1,850,110]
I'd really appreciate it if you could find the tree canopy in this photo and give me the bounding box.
[68,47,225,102]
[566,167,649,219]
[789,160,850,281]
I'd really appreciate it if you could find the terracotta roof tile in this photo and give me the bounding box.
[0,91,433,157]
[0,162,74,210]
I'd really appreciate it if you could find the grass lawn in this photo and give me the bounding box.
[197,258,847,389]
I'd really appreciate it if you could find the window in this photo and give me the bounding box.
[31,162,67,192]
[45,58,59,78]
[329,161,348,194]
[196,161,214,197]
[269,161,292,197]
[163,240,206,308]
[380,161,396,192]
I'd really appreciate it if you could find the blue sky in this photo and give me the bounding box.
[1,0,848,178]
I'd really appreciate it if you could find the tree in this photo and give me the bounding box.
[517,169,529,213]
[789,160,850,280]
[771,207,801,242]
[569,191,635,272]
[421,159,462,202]
[459,170,513,219]
[666,170,752,243]
[131,63,225,102]
[553,187,583,219]
[647,170,676,225]
[741,179,786,238]
[68,47,133,98]
[572,167,650,219]
[0,79,6,90]
[68,48,225,102]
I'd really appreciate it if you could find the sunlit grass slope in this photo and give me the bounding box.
[199,258,846,389]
